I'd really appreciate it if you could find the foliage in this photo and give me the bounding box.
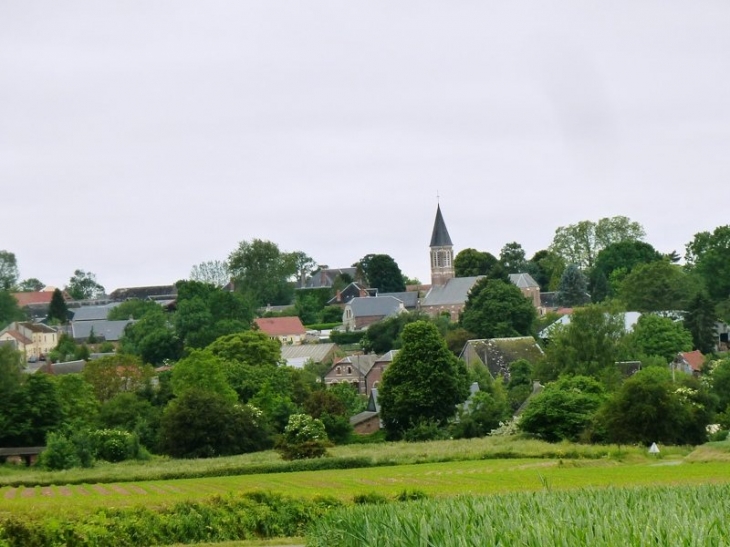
[403,419,449,442]
[17,278,44,292]
[454,248,502,279]
[98,392,160,450]
[460,278,536,339]
[82,354,154,403]
[38,431,83,470]
[119,306,181,365]
[683,291,718,354]
[628,314,693,363]
[228,238,300,306]
[159,390,271,458]
[329,330,366,345]
[91,429,141,462]
[277,413,329,460]
[353,254,406,293]
[556,264,590,307]
[46,288,68,323]
[0,250,19,291]
[0,374,64,447]
[54,374,100,429]
[527,250,565,292]
[294,288,332,325]
[0,290,25,329]
[451,388,510,439]
[319,306,344,324]
[327,382,367,416]
[507,359,533,411]
[107,299,161,320]
[519,376,606,442]
[361,311,433,354]
[499,242,527,273]
[602,367,711,445]
[207,330,282,367]
[65,269,105,300]
[708,357,730,415]
[618,260,701,312]
[590,240,663,300]
[549,216,646,269]
[379,321,469,438]
[189,259,230,287]
[685,225,730,303]
[0,345,23,402]
[171,349,238,403]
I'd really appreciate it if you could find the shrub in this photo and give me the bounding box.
[91,429,140,463]
[354,492,389,505]
[39,432,81,470]
[277,414,329,460]
[403,419,448,442]
[394,489,429,502]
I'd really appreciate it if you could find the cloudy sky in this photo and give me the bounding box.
[2,1,729,292]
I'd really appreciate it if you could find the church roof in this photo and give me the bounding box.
[430,205,453,247]
[421,276,483,306]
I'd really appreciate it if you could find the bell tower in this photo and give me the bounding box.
[430,204,454,286]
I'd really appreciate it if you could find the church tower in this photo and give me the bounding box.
[430,204,455,286]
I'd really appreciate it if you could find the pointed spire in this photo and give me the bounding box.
[430,204,453,247]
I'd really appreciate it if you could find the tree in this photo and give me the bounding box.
[499,242,527,273]
[276,413,329,460]
[683,292,718,354]
[206,331,282,367]
[108,299,163,320]
[82,354,154,403]
[1,374,64,447]
[619,261,701,312]
[507,359,533,412]
[0,251,19,291]
[47,288,69,324]
[189,259,230,287]
[159,390,271,458]
[556,264,590,307]
[549,216,645,269]
[378,321,469,438]
[519,376,605,442]
[0,290,25,330]
[171,349,238,404]
[527,250,565,291]
[66,269,105,300]
[590,241,663,300]
[54,374,100,429]
[0,345,23,402]
[685,225,730,303]
[353,254,406,293]
[628,314,693,363]
[119,306,181,365]
[361,311,432,355]
[17,278,44,292]
[228,239,298,306]
[709,357,730,414]
[602,367,710,445]
[460,278,536,339]
[289,251,317,289]
[454,249,501,279]
[451,388,509,439]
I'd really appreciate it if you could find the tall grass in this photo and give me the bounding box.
[307,484,730,546]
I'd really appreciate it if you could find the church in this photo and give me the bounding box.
[420,205,484,320]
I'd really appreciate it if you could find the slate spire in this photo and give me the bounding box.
[430,204,453,247]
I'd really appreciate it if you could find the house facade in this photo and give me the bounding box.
[0,322,59,361]
[342,296,406,331]
[324,354,378,393]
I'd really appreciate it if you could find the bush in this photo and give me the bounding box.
[394,489,429,502]
[277,414,329,460]
[91,429,140,463]
[403,419,448,442]
[354,492,389,505]
[39,432,81,470]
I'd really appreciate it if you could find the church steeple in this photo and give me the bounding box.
[430,204,455,286]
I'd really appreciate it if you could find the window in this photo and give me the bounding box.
[347,366,352,374]
[336,366,341,376]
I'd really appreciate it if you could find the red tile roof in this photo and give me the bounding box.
[2,330,32,345]
[254,317,306,336]
[13,290,71,307]
[680,350,705,373]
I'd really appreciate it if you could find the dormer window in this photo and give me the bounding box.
[336,366,342,376]
[347,366,352,374]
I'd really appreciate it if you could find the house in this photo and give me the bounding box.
[302,266,358,289]
[460,337,545,380]
[342,296,406,331]
[364,349,399,397]
[673,350,705,376]
[327,282,376,307]
[324,353,379,393]
[254,316,307,345]
[350,388,381,435]
[280,343,338,369]
[379,291,419,311]
[12,287,73,321]
[509,273,541,309]
[0,322,58,361]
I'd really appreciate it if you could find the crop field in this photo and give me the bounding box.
[308,483,730,546]
[2,457,730,518]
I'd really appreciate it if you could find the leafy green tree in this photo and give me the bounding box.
[159,390,271,458]
[228,239,298,306]
[454,249,503,279]
[327,382,367,416]
[527,250,565,291]
[507,359,533,412]
[0,345,23,402]
[82,354,154,403]
[556,264,590,307]
[294,288,331,325]
[108,299,162,320]
[47,288,69,324]
[379,321,469,439]
[174,280,253,349]
[1,374,64,447]
[17,278,44,292]
[709,357,730,414]
[0,250,19,291]
[499,242,527,273]
[683,292,718,354]
[602,367,711,445]
[189,259,230,287]
[685,225,730,303]
[460,278,536,339]
[590,240,663,300]
[628,314,693,363]
[171,349,238,404]
[619,261,701,312]
[539,305,627,384]
[319,305,344,324]
[207,331,282,367]
[119,306,181,365]
[353,254,406,292]
[65,269,105,300]
[361,311,432,355]
[519,376,605,442]
[451,388,509,439]
[249,381,299,433]
[289,251,317,289]
[550,216,645,269]
[54,374,100,429]
[276,413,329,460]
[0,289,25,329]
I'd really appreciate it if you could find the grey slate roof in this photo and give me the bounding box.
[509,273,540,289]
[109,285,177,301]
[304,267,357,289]
[70,303,121,321]
[71,319,133,341]
[430,204,453,247]
[379,291,419,310]
[421,276,482,307]
[460,337,545,379]
[335,354,379,377]
[280,343,338,367]
[347,296,404,318]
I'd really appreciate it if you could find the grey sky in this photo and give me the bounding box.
[2,2,729,292]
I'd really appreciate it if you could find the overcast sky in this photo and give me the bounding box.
[2,1,729,292]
